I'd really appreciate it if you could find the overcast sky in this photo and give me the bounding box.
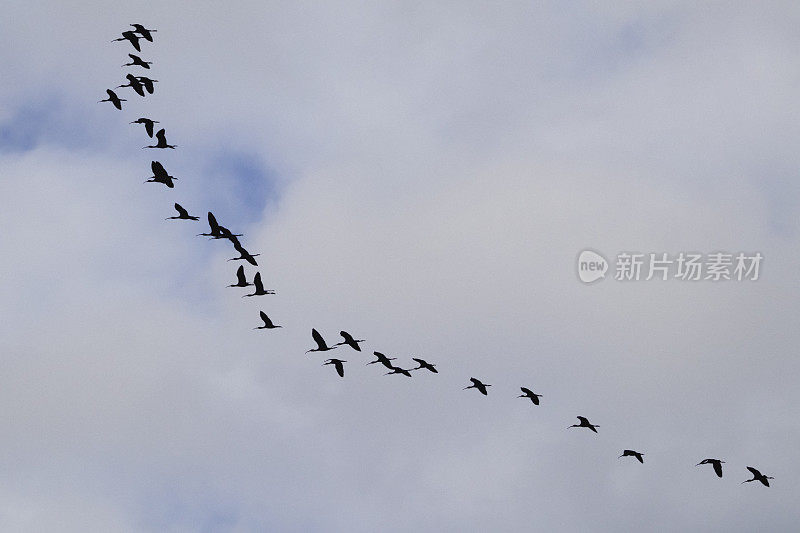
[1,1,799,531]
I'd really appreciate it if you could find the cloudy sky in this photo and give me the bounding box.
[1,1,798,531]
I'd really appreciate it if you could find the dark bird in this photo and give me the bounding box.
[410,357,438,373]
[136,76,158,94]
[255,311,281,330]
[214,225,244,243]
[166,203,198,220]
[198,212,222,238]
[228,265,252,288]
[117,74,145,96]
[463,377,491,395]
[130,117,159,137]
[145,160,176,188]
[130,23,157,42]
[696,459,725,478]
[144,129,176,149]
[518,387,542,405]
[99,89,126,110]
[367,351,396,369]
[742,466,773,487]
[122,53,152,69]
[228,241,259,267]
[619,450,644,463]
[336,331,365,351]
[243,272,275,297]
[307,329,338,353]
[385,365,413,377]
[568,416,600,433]
[324,358,346,378]
[112,30,141,51]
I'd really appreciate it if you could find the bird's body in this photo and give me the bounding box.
[146,160,176,188]
[229,241,259,267]
[367,351,396,369]
[568,416,600,433]
[619,449,644,463]
[144,129,176,149]
[742,466,773,487]
[696,459,724,478]
[243,272,275,297]
[519,387,542,405]
[336,331,365,351]
[307,329,338,353]
[411,357,438,373]
[99,89,126,110]
[256,311,281,330]
[385,365,413,377]
[464,377,491,395]
[131,24,157,42]
[324,358,346,378]
[228,265,252,288]
[122,53,152,69]
[131,117,159,137]
[113,30,141,51]
[166,203,198,220]
[118,73,145,96]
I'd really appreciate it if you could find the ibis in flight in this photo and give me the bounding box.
[323,358,346,378]
[144,129,176,149]
[136,76,158,94]
[130,117,159,137]
[568,416,599,433]
[367,352,396,369]
[741,466,773,487]
[464,377,491,395]
[619,450,644,463]
[385,365,413,377]
[146,161,176,188]
[243,272,275,297]
[122,53,152,69]
[113,30,141,51]
[255,311,281,330]
[117,73,145,96]
[518,387,542,405]
[696,459,724,478]
[336,331,365,351]
[130,24,157,42]
[410,358,437,373]
[307,329,338,353]
[166,203,199,221]
[228,241,259,267]
[99,89,126,110]
[228,265,252,288]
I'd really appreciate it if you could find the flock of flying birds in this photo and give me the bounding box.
[100,24,776,489]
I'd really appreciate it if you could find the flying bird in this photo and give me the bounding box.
[410,358,437,373]
[145,160,176,188]
[255,311,281,330]
[198,212,222,238]
[518,387,542,405]
[112,30,141,51]
[144,129,176,149]
[130,117,159,137]
[568,416,600,433]
[307,329,338,353]
[619,450,644,463]
[117,73,145,96]
[336,331,365,351]
[385,365,413,377]
[228,265,252,288]
[696,459,724,478]
[99,89,126,110]
[323,358,346,378]
[463,377,491,395]
[367,351,396,369]
[122,53,152,69]
[136,76,158,94]
[742,466,773,487]
[228,241,259,267]
[166,203,199,221]
[130,23,157,42]
[243,272,275,297]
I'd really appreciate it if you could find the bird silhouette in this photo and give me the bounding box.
[335,331,365,351]
[243,272,275,297]
[410,357,438,373]
[255,311,281,330]
[228,265,252,288]
[136,76,158,94]
[742,466,773,487]
[518,387,542,405]
[568,416,599,433]
[198,212,222,238]
[99,89,126,110]
[130,24,157,42]
[122,53,152,69]
[464,377,491,395]
[385,365,413,377]
[145,161,176,188]
[130,117,159,137]
[696,459,724,478]
[166,203,199,220]
[117,73,145,96]
[367,351,396,369]
[307,329,338,353]
[112,30,141,51]
[144,129,176,149]
[619,450,644,463]
[323,358,346,378]
[228,241,259,267]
